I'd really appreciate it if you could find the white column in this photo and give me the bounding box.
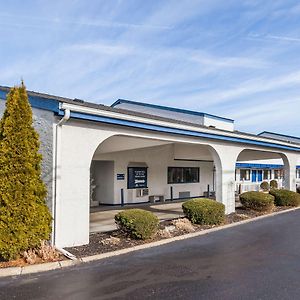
[54,124,113,247]
[282,153,298,192]
[209,145,242,214]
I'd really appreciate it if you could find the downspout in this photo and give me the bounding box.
[52,107,70,246]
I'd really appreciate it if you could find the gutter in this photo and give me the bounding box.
[52,108,70,246]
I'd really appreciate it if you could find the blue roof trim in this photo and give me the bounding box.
[0,89,59,113]
[111,99,234,123]
[58,109,300,152]
[258,131,300,141]
[236,163,283,169]
[236,163,300,169]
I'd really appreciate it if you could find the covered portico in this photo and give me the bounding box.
[53,103,300,248]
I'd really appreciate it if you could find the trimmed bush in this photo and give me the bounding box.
[270,179,278,189]
[0,84,52,261]
[260,181,270,191]
[115,209,159,240]
[269,189,300,207]
[240,191,274,211]
[182,198,225,225]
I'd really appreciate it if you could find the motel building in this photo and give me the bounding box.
[0,85,300,248]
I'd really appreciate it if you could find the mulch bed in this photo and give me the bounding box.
[0,206,292,268]
[65,206,291,258]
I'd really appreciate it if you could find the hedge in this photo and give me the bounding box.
[182,198,225,225]
[270,180,278,189]
[260,181,270,192]
[269,189,300,207]
[240,191,274,212]
[115,209,159,240]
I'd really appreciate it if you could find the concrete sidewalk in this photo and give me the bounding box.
[90,201,185,233]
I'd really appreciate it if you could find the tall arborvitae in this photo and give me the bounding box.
[0,83,52,260]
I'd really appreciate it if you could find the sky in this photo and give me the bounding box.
[0,0,300,136]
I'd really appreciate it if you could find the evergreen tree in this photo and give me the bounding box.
[0,83,52,260]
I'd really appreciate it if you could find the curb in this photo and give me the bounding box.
[1,206,299,278]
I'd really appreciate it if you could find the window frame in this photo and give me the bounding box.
[263,169,271,180]
[240,169,250,181]
[167,167,200,184]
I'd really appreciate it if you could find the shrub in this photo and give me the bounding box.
[0,83,52,261]
[269,189,300,207]
[260,181,270,191]
[240,191,274,211]
[115,209,159,240]
[182,198,225,225]
[270,180,278,189]
[297,186,300,194]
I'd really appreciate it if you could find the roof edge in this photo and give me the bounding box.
[258,131,300,141]
[111,99,234,123]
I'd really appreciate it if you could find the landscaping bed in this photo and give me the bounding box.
[0,242,64,269]
[65,206,291,258]
[0,205,294,268]
[0,255,63,269]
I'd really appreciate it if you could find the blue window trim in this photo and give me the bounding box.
[111,99,234,123]
[237,163,283,169]
[58,110,300,152]
[236,163,300,169]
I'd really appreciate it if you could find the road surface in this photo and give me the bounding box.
[1,209,300,299]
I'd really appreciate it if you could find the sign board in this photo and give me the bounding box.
[127,167,148,189]
[117,174,125,180]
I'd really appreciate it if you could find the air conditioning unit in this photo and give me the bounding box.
[136,188,149,197]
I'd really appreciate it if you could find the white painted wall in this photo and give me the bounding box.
[203,116,234,131]
[91,161,114,205]
[55,117,300,248]
[114,102,234,131]
[93,144,214,205]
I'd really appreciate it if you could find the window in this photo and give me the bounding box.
[296,169,300,179]
[168,167,199,184]
[274,169,284,179]
[263,170,271,180]
[240,169,250,181]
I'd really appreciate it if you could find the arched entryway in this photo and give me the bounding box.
[88,135,223,233]
[235,149,297,197]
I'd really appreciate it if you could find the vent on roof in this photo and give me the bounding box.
[73,98,85,103]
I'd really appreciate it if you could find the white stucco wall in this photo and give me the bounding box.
[92,144,214,205]
[54,117,300,248]
[203,116,234,131]
[91,161,114,205]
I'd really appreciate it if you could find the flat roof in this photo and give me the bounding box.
[258,131,300,142]
[111,99,234,123]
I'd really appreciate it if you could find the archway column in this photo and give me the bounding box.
[282,153,298,191]
[54,123,113,247]
[209,144,242,214]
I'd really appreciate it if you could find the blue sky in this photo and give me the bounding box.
[0,0,300,135]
